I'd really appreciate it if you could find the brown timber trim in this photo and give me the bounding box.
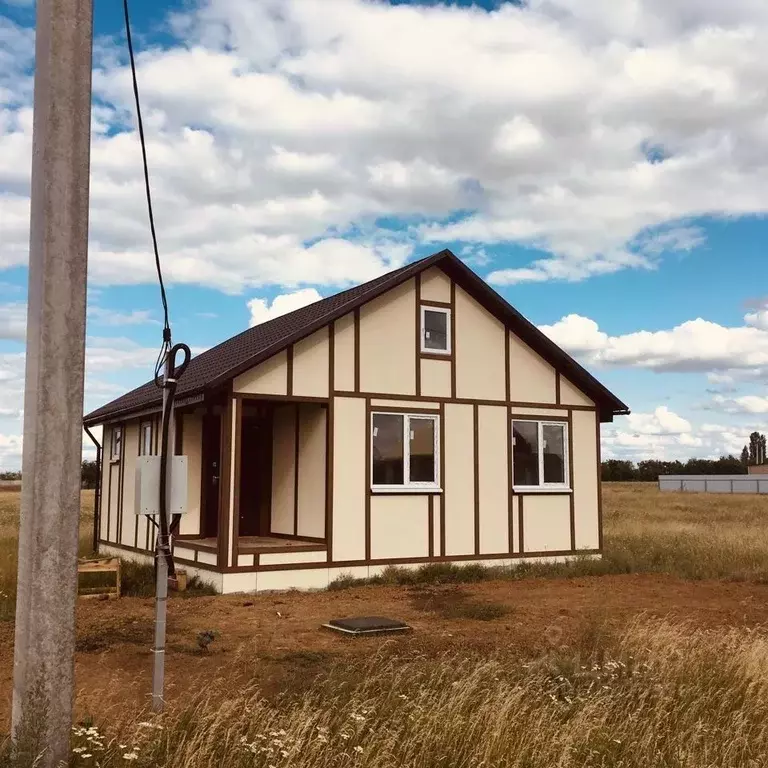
[512,414,569,422]
[133,422,142,549]
[518,494,525,554]
[420,352,453,361]
[328,321,335,399]
[217,398,233,570]
[370,490,443,496]
[231,397,243,567]
[116,422,125,547]
[370,405,440,415]
[293,404,300,537]
[596,413,604,551]
[364,398,371,561]
[105,428,113,544]
[175,412,184,456]
[420,298,452,309]
[505,330,511,403]
[286,344,294,397]
[326,396,335,562]
[248,548,601,573]
[439,401,446,556]
[567,411,575,551]
[239,542,327,555]
[332,390,597,411]
[555,372,561,405]
[353,307,361,393]
[507,405,514,553]
[267,531,326,544]
[473,403,480,555]
[415,273,421,397]
[450,280,457,398]
[233,392,329,404]
[428,494,434,557]
[174,538,217,553]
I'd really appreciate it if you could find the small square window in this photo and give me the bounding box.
[421,306,451,354]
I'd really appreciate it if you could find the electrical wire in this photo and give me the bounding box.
[122,0,172,385]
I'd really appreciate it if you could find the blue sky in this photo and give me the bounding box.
[1,0,768,468]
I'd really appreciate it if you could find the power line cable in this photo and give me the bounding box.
[122,0,172,385]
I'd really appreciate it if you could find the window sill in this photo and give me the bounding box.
[109,458,120,465]
[371,487,443,494]
[513,487,572,494]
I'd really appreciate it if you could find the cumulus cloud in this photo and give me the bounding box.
[4,1,768,288]
[248,288,322,327]
[601,408,768,462]
[539,313,768,374]
[708,394,768,414]
[0,301,26,340]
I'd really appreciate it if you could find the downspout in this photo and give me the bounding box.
[84,425,102,554]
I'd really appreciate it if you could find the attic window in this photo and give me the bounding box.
[421,306,451,354]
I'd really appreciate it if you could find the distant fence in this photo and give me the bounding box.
[659,475,768,494]
[0,480,21,491]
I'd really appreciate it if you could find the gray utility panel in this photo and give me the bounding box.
[658,475,768,494]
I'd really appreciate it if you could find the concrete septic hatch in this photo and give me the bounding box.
[322,616,412,635]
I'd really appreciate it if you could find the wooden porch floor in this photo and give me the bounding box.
[178,535,326,555]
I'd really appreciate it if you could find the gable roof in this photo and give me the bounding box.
[83,249,629,426]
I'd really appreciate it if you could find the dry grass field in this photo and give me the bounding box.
[2,482,768,767]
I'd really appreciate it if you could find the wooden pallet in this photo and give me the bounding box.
[77,557,121,599]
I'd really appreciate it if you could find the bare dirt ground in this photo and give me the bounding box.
[2,572,768,726]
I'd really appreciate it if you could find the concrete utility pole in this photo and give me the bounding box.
[12,0,94,765]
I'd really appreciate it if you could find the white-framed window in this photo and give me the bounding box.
[420,305,451,354]
[110,425,123,461]
[140,422,153,456]
[371,412,440,491]
[512,420,569,490]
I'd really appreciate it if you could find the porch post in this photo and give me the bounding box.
[216,397,234,570]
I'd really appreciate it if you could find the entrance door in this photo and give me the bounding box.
[202,412,222,538]
[239,403,273,537]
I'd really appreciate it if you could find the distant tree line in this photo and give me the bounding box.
[1,461,100,488]
[601,456,747,482]
[741,431,767,467]
[604,430,768,482]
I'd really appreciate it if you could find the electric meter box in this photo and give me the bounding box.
[134,456,188,516]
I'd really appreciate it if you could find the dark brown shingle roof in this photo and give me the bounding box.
[83,249,628,425]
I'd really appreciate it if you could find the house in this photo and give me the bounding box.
[83,249,629,593]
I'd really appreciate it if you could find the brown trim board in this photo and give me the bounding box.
[567,411,576,551]
[555,372,561,405]
[596,413,604,551]
[439,401,446,556]
[507,405,514,554]
[428,495,434,558]
[473,403,480,556]
[232,397,243,567]
[450,279,456,398]
[217,398,233,570]
[415,272,421,397]
[518,494,525,554]
[293,403,300,537]
[353,307,360,393]
[364,397,371,561]
[420,299,452,309]
[286,344,294,397]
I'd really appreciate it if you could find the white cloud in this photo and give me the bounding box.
[0,301,25,340]
[539,313,768,373]
[601,408,767,462]
[4,1,768,288]
[709,394,768,414]
[248,288,322,327]
[88,307,158,326]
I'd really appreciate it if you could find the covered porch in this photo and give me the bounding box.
[174,394,329,571]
